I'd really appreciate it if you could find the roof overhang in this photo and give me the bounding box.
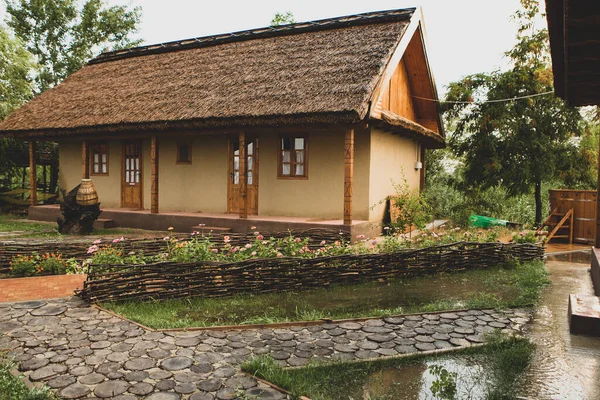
[373,110,445,149]
[546,0,600,106]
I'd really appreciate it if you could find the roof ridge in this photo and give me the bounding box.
[89,8,415,64]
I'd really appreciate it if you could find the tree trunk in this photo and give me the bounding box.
[535,180,542,226]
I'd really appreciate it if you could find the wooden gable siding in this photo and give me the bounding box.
[371,24,441,134]
[379,59,417,122]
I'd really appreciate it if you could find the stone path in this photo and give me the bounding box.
[0,275,86,303]
[0,297,532,399]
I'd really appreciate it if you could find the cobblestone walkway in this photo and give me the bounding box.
[0,297,532,399]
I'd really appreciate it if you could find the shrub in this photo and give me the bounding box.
[9,254,38,277]
[511,230,540,244]
[9,253,70,277]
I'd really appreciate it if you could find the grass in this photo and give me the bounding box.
[0,360,55,400]
[103,260,549,329]
[0,213,140,239]
[241,333,536,400]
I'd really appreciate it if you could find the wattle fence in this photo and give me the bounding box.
[0,228,348,275]
[78,241,544,303]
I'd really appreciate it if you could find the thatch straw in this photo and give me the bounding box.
[0,10,414,137]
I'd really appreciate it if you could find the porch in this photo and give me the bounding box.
[28,204,376,237]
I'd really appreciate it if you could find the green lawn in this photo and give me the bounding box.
[0,214,145,239]
[242,333,535,400]
[104,260,549,329]
[0,361,55,400]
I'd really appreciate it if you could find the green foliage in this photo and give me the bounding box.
[5,0,142,92]
[511,230,539,244]
[9,252,70,276]
[443,0,587,224]
[270,11,295,26]
[429,364,458,400]
[0,25,35,120]
[0,361,55,400]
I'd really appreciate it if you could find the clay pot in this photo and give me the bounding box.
[76,179,99,206]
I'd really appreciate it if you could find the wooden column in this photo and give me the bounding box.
[419,146,426,192]
[151,135,159,214]
[594,138,600,249]
[29,141,37,206]
[344,129,354,226]
[82,140,89,179]
[239,132,248,219]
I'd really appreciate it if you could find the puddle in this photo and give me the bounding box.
[361,357,487,400]
[521,250,600,399]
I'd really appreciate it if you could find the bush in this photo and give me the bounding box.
[10,253,72,277]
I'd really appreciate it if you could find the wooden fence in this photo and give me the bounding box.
[78,242,544,303]
[0,228,349,275]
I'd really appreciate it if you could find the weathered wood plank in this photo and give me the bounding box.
[29,141,37,206]
[344,128,354,226]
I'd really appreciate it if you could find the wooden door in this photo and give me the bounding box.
[121,141,143,209]
[227,138,258,214]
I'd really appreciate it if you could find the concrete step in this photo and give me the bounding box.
[191,226,232,233]
[93,218,115,229]
[569,294,600,336]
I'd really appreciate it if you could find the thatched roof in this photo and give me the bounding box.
[378,110,444,148]
[0,8,441,139]
[546,0,600,106]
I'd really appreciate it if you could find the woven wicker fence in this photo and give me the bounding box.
[0,228,349,275]
[79,241,544,303]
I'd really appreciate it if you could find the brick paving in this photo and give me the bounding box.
[0,297,532,399]
[0,275,86,303]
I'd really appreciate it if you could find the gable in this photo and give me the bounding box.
[369,12,443,136]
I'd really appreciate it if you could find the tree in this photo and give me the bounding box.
[5,0,142,92]
[443,0,584,225]
[0,25,35,120]
[270,11,295,27]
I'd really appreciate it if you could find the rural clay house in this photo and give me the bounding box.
[0,8,445,236]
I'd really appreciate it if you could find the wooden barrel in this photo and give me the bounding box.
[76,179,99,206]
[549,189,596,244]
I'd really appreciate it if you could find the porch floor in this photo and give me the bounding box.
[28,204,376,237]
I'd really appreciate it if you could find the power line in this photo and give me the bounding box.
[411,90,554,104]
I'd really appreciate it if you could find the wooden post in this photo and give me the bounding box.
[82,140,89,179]
[29,141,37,206]
[419,145,426,192]
[344,129,354,226]
[239,132,248,219]
[596,141,600,248]
[151,135,159,214]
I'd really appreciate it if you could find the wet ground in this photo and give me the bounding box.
[521,251,600,399]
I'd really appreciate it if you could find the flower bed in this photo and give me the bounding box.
[78,241,544,303]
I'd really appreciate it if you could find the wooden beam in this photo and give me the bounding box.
[29,141,37,206]
[151,135,159,214]
[82,140,89,179]
[344,129,354,226]
[419,145,426,192]
[239,132,248,219]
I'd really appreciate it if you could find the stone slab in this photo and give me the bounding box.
[569,294,600,336]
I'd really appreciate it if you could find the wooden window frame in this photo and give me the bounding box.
[176,142,192,165]
[277,134,308,179]
[90,141,109,176]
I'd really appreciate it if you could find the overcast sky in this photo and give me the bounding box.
[117,0,546,95]
[1,0,547,95]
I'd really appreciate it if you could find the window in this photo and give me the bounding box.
[90,142,108,175]
[177,142,192,164]
[279,135,307,178]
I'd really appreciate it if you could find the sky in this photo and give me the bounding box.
[0,0,547,95]
[111,0,546,95]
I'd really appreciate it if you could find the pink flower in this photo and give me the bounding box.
[257,235,264,240]
[299,249,304,254]
[232,246,239,253]
[245,243,252,249]
[372,240,377,245]
[87,245,99,254]
[224,236,231,243]
[294,237,301,243]
[212,249,219,253]
[93,239,102,244]
[112,236,124,243]
[250,226,256,230]
[161,252,168,259]
[276,253,283,258]
[253,231,260,236]
[163,236,170,241]
[356,234,365,239]
[198,223,206,227]
[191,231,199,236]
[320,240,326,245]
[251,251,257,256]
